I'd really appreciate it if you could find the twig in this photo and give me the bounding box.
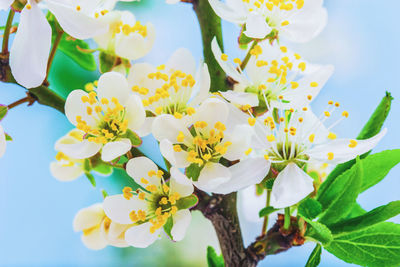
[1,10,15,54]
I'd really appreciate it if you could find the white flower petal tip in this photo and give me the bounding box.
[171,210,191,241]
[270,163,314,209]
[244,13,272,39]
[125,222,161,248]
[101,139,132,162]
[10,2,52,88]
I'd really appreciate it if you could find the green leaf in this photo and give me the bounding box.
[298,198,322,220]
[259,206,278,218]
[305,219,333,244]
[93,162,113,176]
[5,133,12,141]
[99,51,117,73]
[123,129,142,147]
[83,159,91,172]
[101,189,108,199]
[85,173,96,187]
[47,13,96,71]
[345,203,367,219]
[163,216,173,239]
[325,222,400,267]
[319,92,392,197]
[238,25,253,46]
[305,244,322,267]
[185,163,204,181]
[0,105,8,121]
[329,201,400,234]
[359,149,400,192]
[207,246,225,267]
[176,195,198,210]
[317,158,363,225]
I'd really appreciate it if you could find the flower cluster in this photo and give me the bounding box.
[1,0,390,256]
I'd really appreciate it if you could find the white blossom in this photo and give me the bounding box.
[249,105,386,208]
[103,157,194,248]
[152,98,270,194]
[208,0,327,42]
[0,123,6,158]
[212,38,334,111]
[94,10,155,60]
[73,203,130,250]
[61,72,146,162]
[8,0,118,88]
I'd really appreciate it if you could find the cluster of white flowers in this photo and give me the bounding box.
[0,0,383,250]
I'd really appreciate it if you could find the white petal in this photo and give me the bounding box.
[212,157,270,194]
[190,63,211,107]
[194,162,231,193]
[124,222,160,248]
[211,38,248,85]
[0,124,6,158]
[57,139,102,159]
[97,72,130,105]
[102,221,129,248]
[46,0,109,39]
[135,117,154,137]
[220,91,259,107]
[166,0,180,3]
[124,94,146,132]
[282,6,327,43]
[194,98,229,127]
[152,114,191,142]
[50,161,84,181]
[101,138,132,162]
[166,48,196,76]
[307,128,387,164]
[208,0,247,24]
[270,163,314,208]
[170,167,194,198]
[238,187,267,223]
[115,23,155,60]
[244,13,271,39]
[223,124,254,161]
[283,65,334,108]
[81,227,108,250]
[126,157,160,188]
[65,90,97,126]
[10,2,51,88]
[171,209,191,241]
[127,63,158,90]
[103,194,147,225]
[0,0,13,10]
[73,203,104,232]
[160,139,190,168]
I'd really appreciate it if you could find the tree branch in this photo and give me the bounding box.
[192,0,229,92]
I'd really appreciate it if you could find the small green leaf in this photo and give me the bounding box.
[5,133,12,141]
[238,26,253,46]
[47,13,96,71]
[0,105,8,121]
[93,162,113,176]
[85,173,96,187]
[329,201,400,234]
[185,163,204,181]
[305,219,333,245]
[298,198,322,220]
[83,159,91,172]
[318,158,363,225]
[319,92,392,196]
[325,222,400,267]
[305,244,322,267]
[101,189,108,199]
[176,195,198,210]
[259,206,278,218]
[359,149,400,192]
[99,51,118,73]
[163,216,173,239]
[123,129,142,147]
[207,246,225,267]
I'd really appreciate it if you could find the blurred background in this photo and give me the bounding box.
[1,0,399,266]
